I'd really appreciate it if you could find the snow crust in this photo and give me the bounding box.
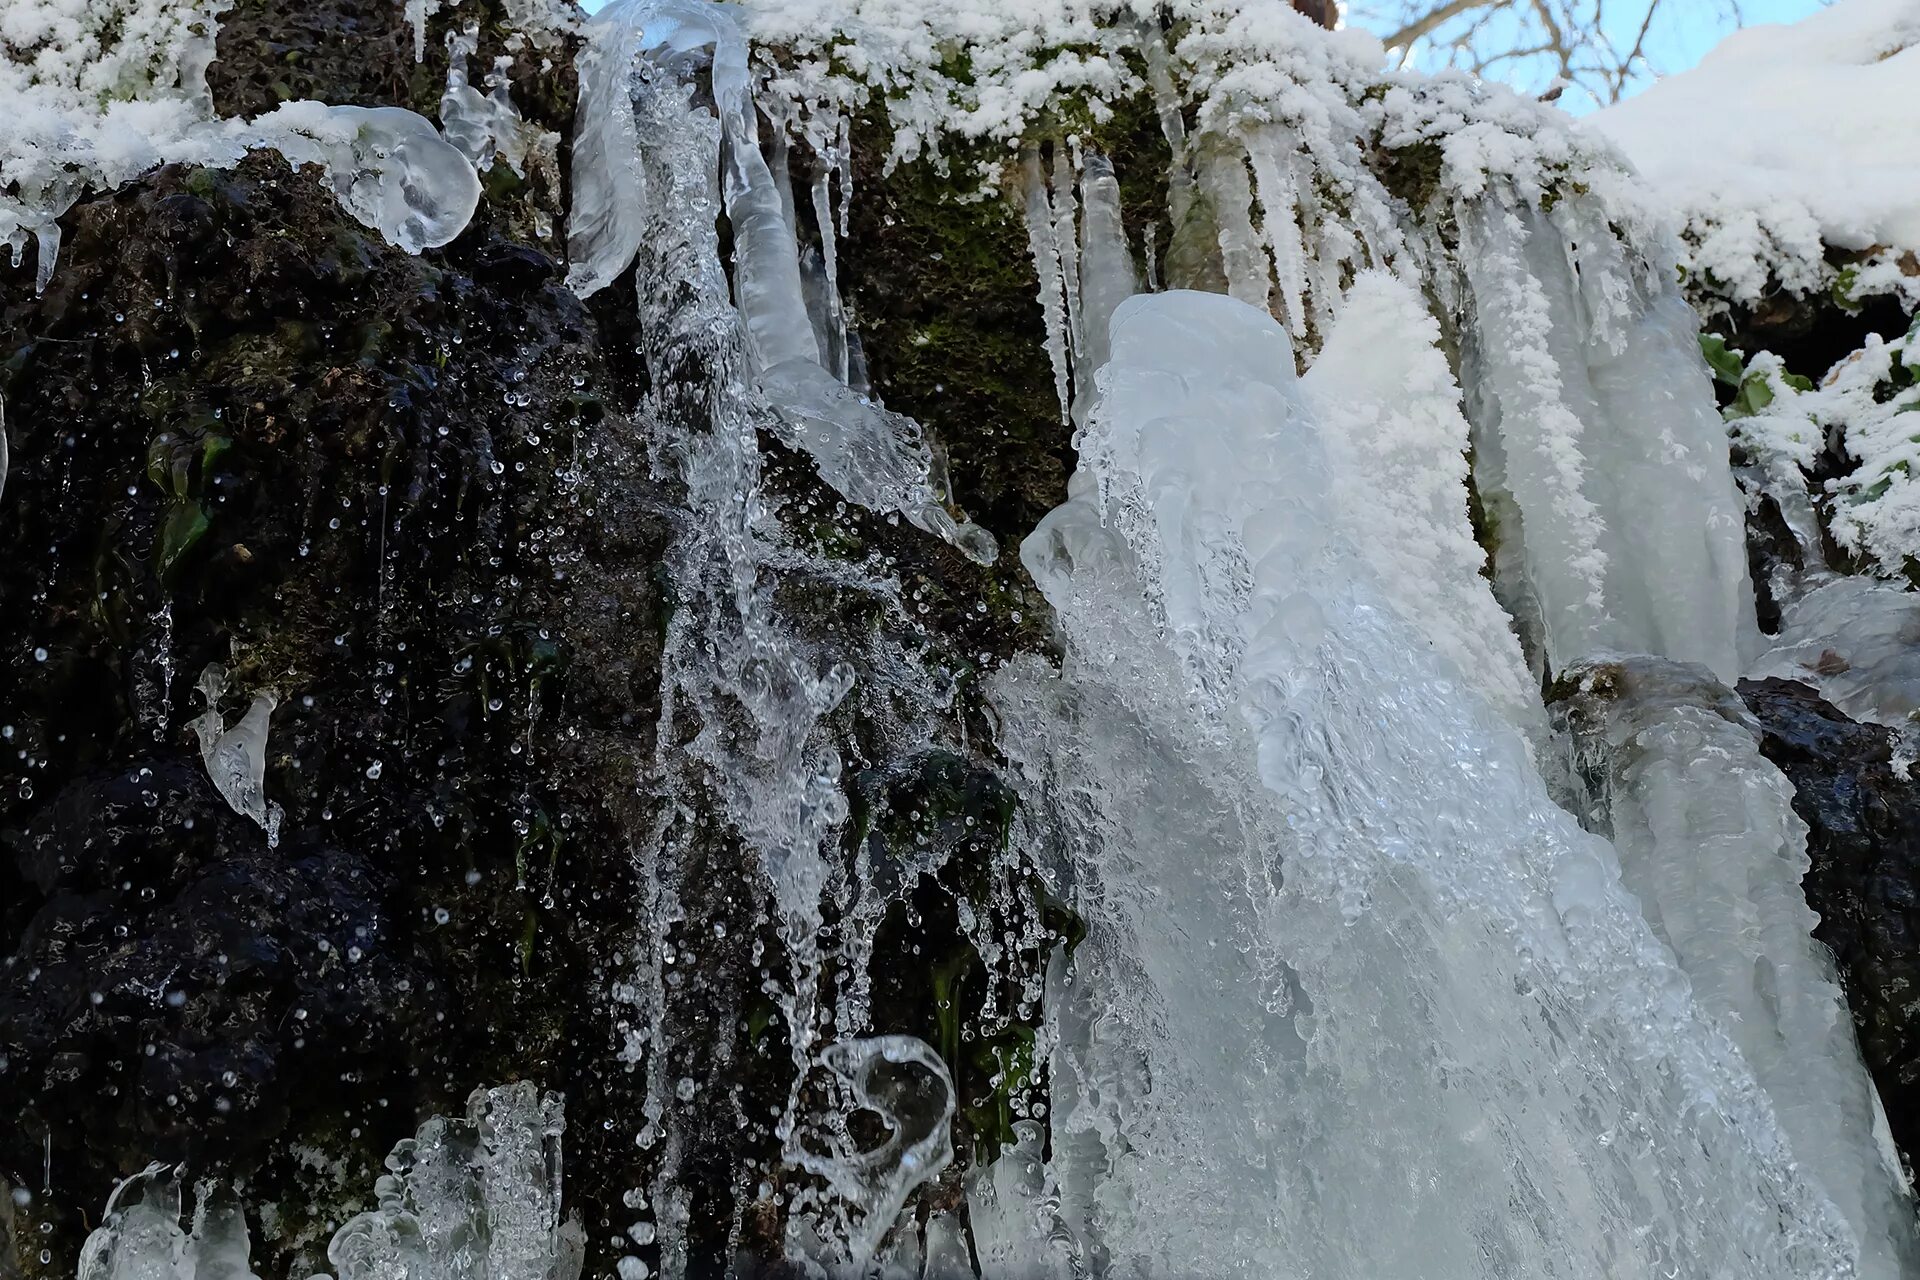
[1588,0,1920,307]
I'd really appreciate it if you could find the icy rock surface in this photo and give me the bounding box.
[1752,576,1920,735]
[995,289,1861,1277]
[189,664,284,847]
[1561,657,1918,1279]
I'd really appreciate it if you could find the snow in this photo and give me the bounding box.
[1588,0,1920,307]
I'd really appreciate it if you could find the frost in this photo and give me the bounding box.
[189,663,284,847]
[1304,271,1538,731]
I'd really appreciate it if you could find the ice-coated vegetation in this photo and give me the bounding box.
[27,0,1920,1275]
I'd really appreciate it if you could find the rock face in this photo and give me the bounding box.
[0,121,671,1280]
[1740,677,1920,1167]
[0,4,1070,1276]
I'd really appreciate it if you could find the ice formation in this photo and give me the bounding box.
[327,1083,584,1280]
[1455,200,1759,684]
[994,288,1883,1276]
[37,0,1920,1275]
[77,1085,583,1280]
[78,1167,262,1280]
[1561,658,1917,1279]
[189,663,284,847]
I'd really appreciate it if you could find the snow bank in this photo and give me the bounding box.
[1588,0,1920,307]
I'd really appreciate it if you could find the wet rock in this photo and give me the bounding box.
[1739,676,1920,1171]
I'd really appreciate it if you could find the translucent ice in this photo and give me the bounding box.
[190,664,284,847]
[998,289,1858,1277]
[328,1082,585,1280]
[1562,656,1917,1279]
[78,1168,263,1280]
[758,360,997,565]
[258,103,482,253]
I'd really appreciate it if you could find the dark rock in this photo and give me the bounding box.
[1739,677,1920,1172]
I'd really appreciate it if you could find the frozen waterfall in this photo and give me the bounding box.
[992,286,1903,1278]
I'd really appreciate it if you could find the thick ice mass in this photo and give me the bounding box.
[997,288,1871,1277]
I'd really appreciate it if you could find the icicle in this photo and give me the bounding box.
[1457,201,1612,667]
[1075,153,1137,387]
[189,664,284,847]
[563,0,647,295]
[1051,147,1084,364]
[1457,198,1755,680]
[0,393,9,507]
[1197,141,1270,311]
[1021,144,1072,425]
[1246,127,1307,339]
[811,165,850,383]
[405,0,440,62]
[1562,658,1919,1280]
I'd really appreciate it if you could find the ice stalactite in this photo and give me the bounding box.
[1021,145,1074,427]
[1457,198,1757,683]
[1560,658,1919,1280]
[190,664,284,847]
[995,288,1862,1277]
[1074,154,1137,389]
[405,0,442,62]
